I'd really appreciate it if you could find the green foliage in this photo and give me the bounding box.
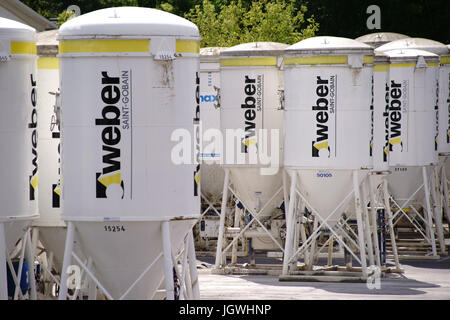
[185,0,319,47]
[57,10,76,27]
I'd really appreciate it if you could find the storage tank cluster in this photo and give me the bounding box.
[1,6,449,298]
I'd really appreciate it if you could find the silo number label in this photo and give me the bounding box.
[104,225,126,232]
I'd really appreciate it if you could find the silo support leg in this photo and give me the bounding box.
[0,223,8,300]
[215,168,230,268]
[368,175,381,267]
[187,230,200,300]
[25,228,37,300]
[353,170,367,278]
[362,179,375,266]
[14,229,28,300]
[442,165,450,228]
[422,166,438,256]
[282,171,297,275]
[431,166,446,254]
[59,221,75,300]
[383,180,400,270]
[162,220,174,300]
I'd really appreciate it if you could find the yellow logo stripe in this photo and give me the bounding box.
[314,141,329,150]
[243,137,257,146]
[98,172,121,187]
[30,174,39,189]
[441,56,450,65]
[11,41,36,55]
[390,137,402,145]
[54,187,61,196]
[195,172,200,184]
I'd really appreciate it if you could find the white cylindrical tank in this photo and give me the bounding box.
[376,48,439,202]
[220,42,287,218]
[0,18,39,250]
[355,32,409,48]
[58,7,200,299]
[377,38,450,156]
[283,36,374,226]
[200,47,226,202]
[34,29,68,272]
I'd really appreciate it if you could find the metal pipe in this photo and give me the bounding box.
[162,221,174,300]
[215,168,230,268]
[59,221,75,300]
[441,163,450,227]
[422,166,438,256]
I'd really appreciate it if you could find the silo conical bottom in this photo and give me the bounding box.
[71,218,197,299]
[38,226,69,272]
[201,163,224,203]
[386,167,425,205]
[228,168,283,218]
[294,169,368,228]
[4,220,32,254]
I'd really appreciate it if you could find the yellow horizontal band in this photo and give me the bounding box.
[391,62,438,68]
[284,55,374,66]
[59,39,149,53]
[221,57,277,67]
[37,57,59,69]
[374,64,389,72]
[441,56,450,65]
[363,56,374,64]
[176,40,199,53]
[11,41,36,55]
[284,55,347,65]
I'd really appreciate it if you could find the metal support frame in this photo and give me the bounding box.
[215,168,284,269]
[59,220,199,300]
[281,169,390,279]
[0,224,37,300]
[385,166,444,257]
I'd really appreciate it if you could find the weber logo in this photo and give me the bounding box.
[95,70,132,199]
[311,75,336,158]
[28,74,38,201]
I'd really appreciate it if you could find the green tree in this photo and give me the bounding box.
[185,0,319,47]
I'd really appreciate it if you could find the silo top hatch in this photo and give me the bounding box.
[377,38,449,57]
[58,7,199,39]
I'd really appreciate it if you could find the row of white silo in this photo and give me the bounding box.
[1,7,203,300]
[201,33,449,280]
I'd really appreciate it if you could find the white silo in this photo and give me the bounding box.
[355,32,409,48]
[215,42,288,268]
[197,47,226,250]
[378,38,450,235]
[281,36,377,279]
[57,7,201,300]
[0,18,39,300]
